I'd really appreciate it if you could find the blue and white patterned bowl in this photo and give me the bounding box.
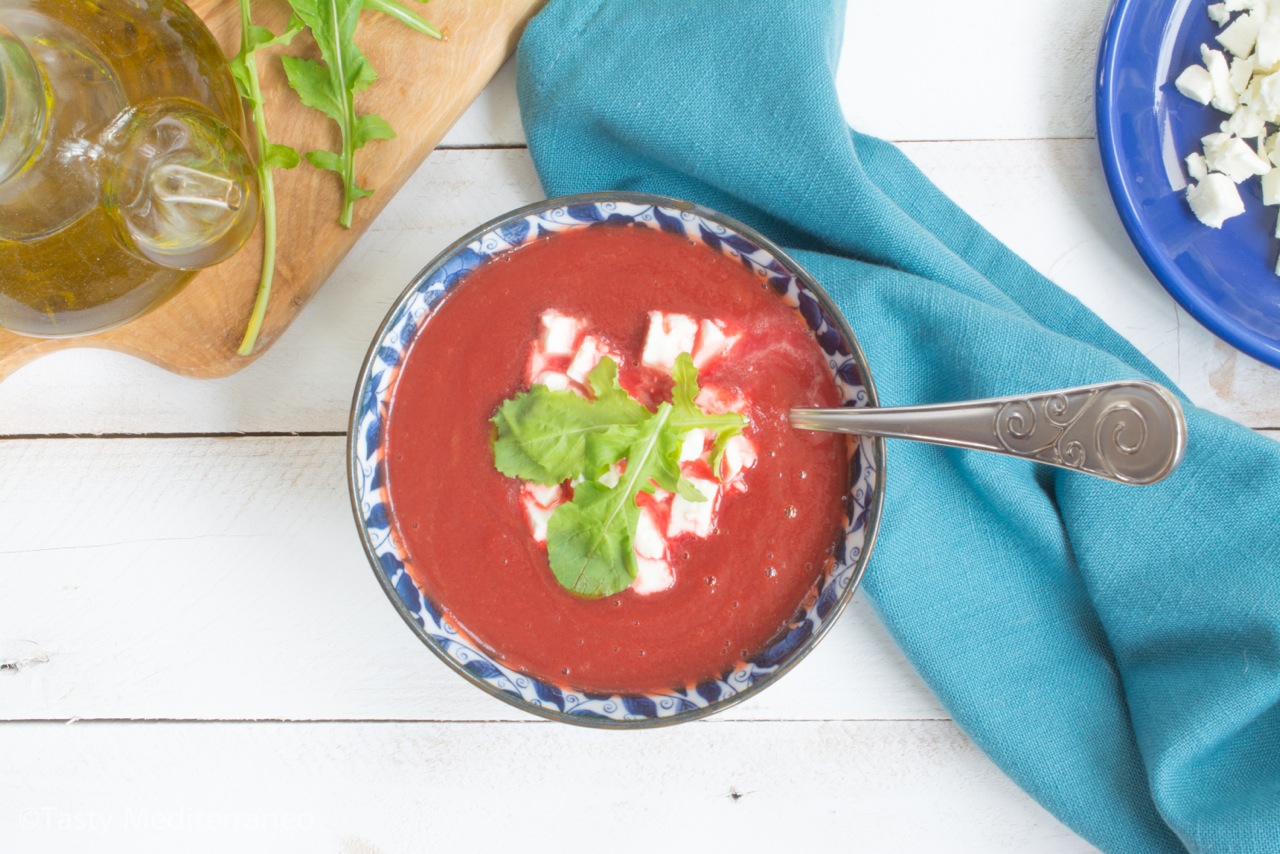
[348,192,885,727]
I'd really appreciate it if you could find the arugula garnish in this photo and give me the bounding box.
[232,0,442,354]
[281,0,392,229]
[231,1,303,356]
[492,354,746,599]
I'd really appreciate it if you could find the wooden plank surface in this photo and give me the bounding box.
[0,721,1097,853]
[3,1,1277,851]
[0,143,1276,436]
[0,0,544,381]
[0,436,943,722]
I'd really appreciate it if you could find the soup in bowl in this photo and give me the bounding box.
[348,193,884,726]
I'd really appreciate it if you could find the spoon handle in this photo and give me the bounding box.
[791,380,1187,485]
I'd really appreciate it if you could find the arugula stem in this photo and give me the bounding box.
[236,0,278,357]
[363,0,444,38]
[340,100,356,229]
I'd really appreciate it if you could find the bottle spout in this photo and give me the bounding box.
[106,100,259,270]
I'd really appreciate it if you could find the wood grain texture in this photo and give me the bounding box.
[837,0,1107,141]
[0,0,544,381]
[0,436,945,722]
[0,721,1099,853]
[1,145,1276,436]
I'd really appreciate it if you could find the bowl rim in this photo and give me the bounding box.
[346,190,887,727]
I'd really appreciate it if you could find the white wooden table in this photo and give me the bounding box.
[4,2,1277,850]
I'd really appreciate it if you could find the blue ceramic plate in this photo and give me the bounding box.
[347,193,885,727]
[1098,0,1280,368]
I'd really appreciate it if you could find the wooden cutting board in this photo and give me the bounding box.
[0,0,543,380]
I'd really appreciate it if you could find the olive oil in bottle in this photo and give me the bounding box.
[0,0,257,337]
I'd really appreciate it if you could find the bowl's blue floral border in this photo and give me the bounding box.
[351,199,879,723]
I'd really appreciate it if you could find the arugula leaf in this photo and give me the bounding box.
[363,0,443,38]
[669,353,745,475]
[282,0,388,228]
[492,352,747,599]
[231,1,303,356]
[492,358,649,485]
[546,404,687,597]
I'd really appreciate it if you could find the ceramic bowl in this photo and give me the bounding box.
[348,192,885,726]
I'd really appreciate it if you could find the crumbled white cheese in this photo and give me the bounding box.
[633,506,667,560]
[640,311,698,371]
[668,478,718,538]
[1217,12,1262,57]
[1259,70,1280,116]
[1203,45,1240,112]
[694,384,745,415]
[719,434,758,486]
[532,370,571,392]
[1258,18,1280,68]
[632,555,675,594]
[1209,2,1231,24]
[1232,54,1257,92]
[1204,133,1271,180]
[525,482,564,507]
[631,507,674,594]
[1228,102,1269,138]
[539,310,581,356]
[566,335,611,383]
[1263,168,1280,203]
[1187,173,1247,226]
[597,461,623,489]
[1187,152,1210,182]
[521,498,558,543]
[679,428,709,463]
[691,319,737,368]
[1176,64,1215,104]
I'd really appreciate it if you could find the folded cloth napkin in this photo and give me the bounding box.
[516,2,1280,851]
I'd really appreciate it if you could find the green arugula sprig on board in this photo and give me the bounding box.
[232,0,442,355]
[493,354,746,599]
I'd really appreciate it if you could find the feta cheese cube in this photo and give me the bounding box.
[566,335,610,383]
[1231,54,1257,92]
[694,384,745,415]
[631,555,675,594]
[1258,18,1280,68]
[1175,64,1216,105]
[1202,45,1240,111]
[668,478,718,538]
[1208,2,1231,24]
[532,370,571,392]
[1187,152,1210,182]
[720,434,758,485]
[539,310,582,355]
[522,497,558,543]
[1259,70,1280,115]
[525,482,564,507]
[1228,102,1269,137]
[1263,169,1280,203]
[640,311,698,371]
[633,506,667,559]
[1187,173,1247,227]
[679,428,709,463]
[1217,12,1262,56]
[1224,0,1250,13]
[1205,135,1271,181]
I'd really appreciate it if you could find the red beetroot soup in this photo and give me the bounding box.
[385,224,849,694]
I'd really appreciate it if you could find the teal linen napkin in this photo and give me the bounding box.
[517,2,1280,851]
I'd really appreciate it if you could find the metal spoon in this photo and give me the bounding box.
[791,380,1187,485]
